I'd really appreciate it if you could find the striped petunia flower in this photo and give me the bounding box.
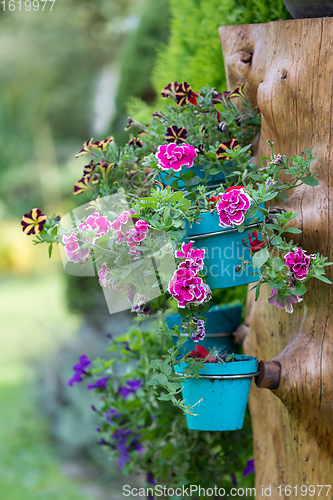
[21,208,47,235]
[216,139,239,160]
[127,137,143,149]
[96,159,113,181]
[83,160,96,176]
[73,175,94,195]
[212,90,231,108]
[165,125,187,144]
[76,137,114,157]
[174,81,199,106]
[161,81,199,106]
[229,83,247,100]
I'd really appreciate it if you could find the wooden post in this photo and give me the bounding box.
[220,19,333,498]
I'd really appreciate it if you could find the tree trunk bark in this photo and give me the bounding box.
[220,18,333,499]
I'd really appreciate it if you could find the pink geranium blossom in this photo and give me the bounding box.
[168,268,209,308]
[176,241,205,272]
[156,143,197,171]
[111,210,135,242]
[216,187,251,228]
[98,264,109,287]
[125,220,150,255]
[63,231,90,263]
[268,288,302,313]
[285,248,315,280]
[78,212,112,244]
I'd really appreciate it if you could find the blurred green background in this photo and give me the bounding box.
[0,0,290,497]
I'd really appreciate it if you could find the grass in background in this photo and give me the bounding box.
[0,271,98,500]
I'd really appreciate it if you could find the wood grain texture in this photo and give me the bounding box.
[220,19,333,498]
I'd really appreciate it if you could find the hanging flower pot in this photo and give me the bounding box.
[282,0,333,18]
[165,303,242,354]
[175,354,258,431]
[185,209,262,289]
[159,163,225,190]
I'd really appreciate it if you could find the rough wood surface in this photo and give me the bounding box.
[220,18,333,499]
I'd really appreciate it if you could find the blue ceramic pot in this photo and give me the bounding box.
[166,304,242,354]
[175,355,258,431]
[159,164,225,189]
[185,209,262,289]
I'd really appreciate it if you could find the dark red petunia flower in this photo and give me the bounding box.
[216,139,239,160]
[165,125,188,144]
[226,185,244,193]
[21,208,47,235]
[187,345,218,363]
[242,231,266,253]
[208,196,221,209]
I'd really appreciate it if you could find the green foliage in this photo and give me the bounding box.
[152,0,291,94]
[82,322,254,492]
[111,0,170,143]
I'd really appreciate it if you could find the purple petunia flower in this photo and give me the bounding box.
[191,317,206,342]
[119,379,144,399]
[243,458,255,477]
[104,409,123,423]
[285,247,315,281]
[230,473,237,486]
[146,472,156,486]
[68,355,91,387]
[87,377,108,390]
[268,288,302,314]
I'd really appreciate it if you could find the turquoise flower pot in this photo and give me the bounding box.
[166,304,242,354]
[175,355,258,431]
[185,209,263,289]
[159,164,225,189]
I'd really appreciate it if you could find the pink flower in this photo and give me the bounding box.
[126,220,151,257]
[268,288,302,313]
[98,264,109,287]
[285,248,315,280]
[216,188,251,228]
[111,210,135,242]
[176,241,205,272]
[78,212,112,243]
[156,143,197,171]
[63,231,90,263]
[126,220,150,247]
[168,268,209,308]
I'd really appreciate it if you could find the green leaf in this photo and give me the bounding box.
[177,198,191,210]
[301,176,319,186]
[169,191,183,202]
[283,227,302,234]
[252,247,269,269]
[158,373,168,385]
[208,167,221,175]
[293,283,307,295]
[315,275,332,284]
[184,176,201,186]
[182,170,195,181]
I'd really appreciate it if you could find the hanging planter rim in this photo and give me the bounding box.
[175,354,258,376]
[185,221,261,240]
